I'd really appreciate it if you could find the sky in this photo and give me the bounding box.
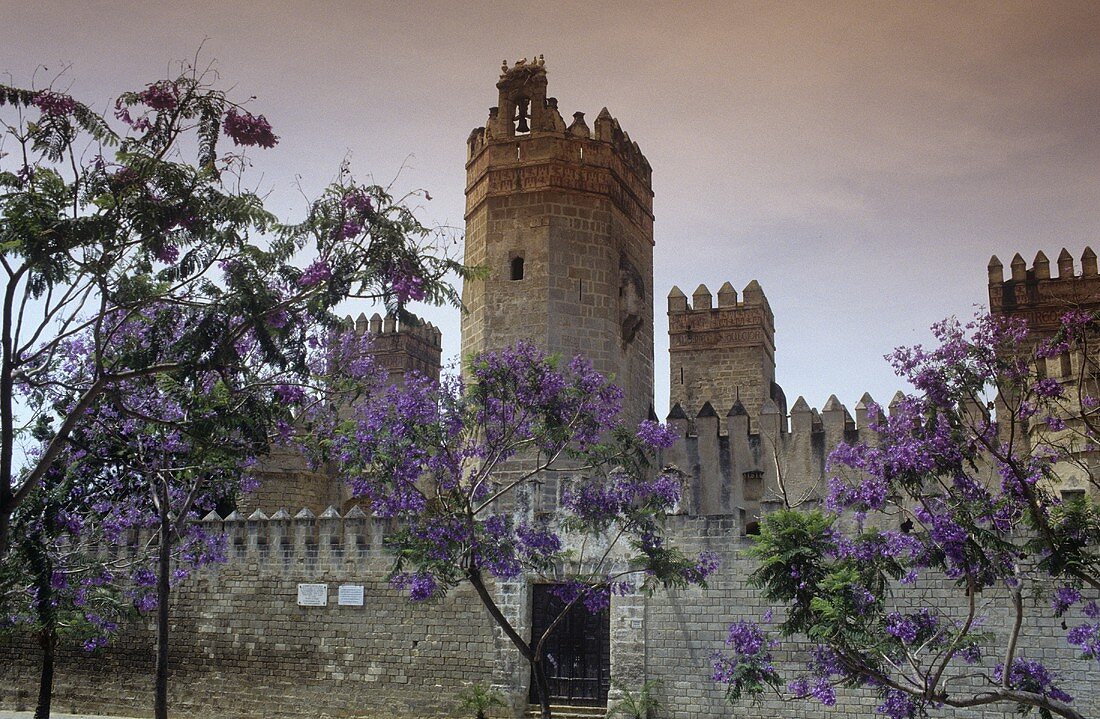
[3,0,1099,418]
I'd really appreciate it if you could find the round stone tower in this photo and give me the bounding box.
[462,58,655,422]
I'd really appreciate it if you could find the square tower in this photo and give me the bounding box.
[462,59,655,422]
[667,279,782,425]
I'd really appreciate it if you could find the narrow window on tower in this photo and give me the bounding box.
[510,255,525,281]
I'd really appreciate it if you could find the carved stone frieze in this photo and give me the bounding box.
[669,327,773,352]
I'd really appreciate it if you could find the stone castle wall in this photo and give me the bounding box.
[647,518,1100,719]
[0,510,499,719]
[2,511,1095,719]
[663,383,881,524]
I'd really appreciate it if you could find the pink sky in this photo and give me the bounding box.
[3,1,1099,415]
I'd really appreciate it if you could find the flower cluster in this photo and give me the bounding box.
[222,108,278,148]
[876,689,918,719]
[342,188,373,215]
[883,608,940,646]
[562,471,681,523]
[711,621,780,702]
[387,262,426,304]
[636,420,678,449]
[136,81,179,111]
[298,259,332,288]
[32,90,76,117]
[993,659,1073,704]
[549,580,634,614]
[390,571,439,602]
[114,97,152,132]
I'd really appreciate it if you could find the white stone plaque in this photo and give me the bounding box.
[297,583,328,607]
[338,584,365,607]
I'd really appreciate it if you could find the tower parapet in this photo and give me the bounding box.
[348,312,443,385]
[462,58,655,422]
[988,247,1100,338]
[667,280,781,428]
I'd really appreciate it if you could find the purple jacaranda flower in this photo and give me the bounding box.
[222,108,278,148]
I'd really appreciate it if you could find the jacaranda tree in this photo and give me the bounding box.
[1,62,463,719]
[713,312,1100,719]
[305,342,718,719]
[0,63,462,563]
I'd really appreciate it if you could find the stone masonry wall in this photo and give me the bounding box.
[668,281,777,425]
[648,516,1100,719]
[0,511,499,719]
[2,511,1096,719]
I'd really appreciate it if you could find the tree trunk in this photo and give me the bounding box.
[29,531,57,719]
[532,657,552,719]
[154,494,171,719]
[34,627,56,719]
[466,569,552,717]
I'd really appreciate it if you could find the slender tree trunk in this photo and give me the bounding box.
[1,268,18,561]
[154,489,171,719]
[34,627,56,719]
[0,502,10,561]
[466,569,554,718]
[29,536,57,719]
[532,657,552,719]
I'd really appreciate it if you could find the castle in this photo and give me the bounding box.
[1,60,1096,719]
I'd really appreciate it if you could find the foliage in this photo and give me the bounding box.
[0,466,136,651]
[714,312,1100,719]
[455,682,507,719]
[0,63,464,562]
[304,341,716,718]
[609,679,663,719]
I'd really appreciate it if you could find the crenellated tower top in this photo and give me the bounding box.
[465,58,653,231]
[667,279,783,427]
[988,247,1100,338]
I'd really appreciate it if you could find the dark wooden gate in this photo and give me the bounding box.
[529,584,610,706]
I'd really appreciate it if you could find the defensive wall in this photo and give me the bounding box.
[2,508,1096,718]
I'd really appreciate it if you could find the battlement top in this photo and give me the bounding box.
[667,280,771,314]
[988,247,1098,284]
[467,57,651,185]
[988,248,1100,333]
[345,312,442,348]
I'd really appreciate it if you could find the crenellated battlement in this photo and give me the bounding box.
[464,58,653,232]
[989,247,1100,337]
[661,391,892,524]
[160,506,397,569]
[345,311,442,385]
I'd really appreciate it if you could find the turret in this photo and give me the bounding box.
[668,278,780,427]
[350,311,442,386]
